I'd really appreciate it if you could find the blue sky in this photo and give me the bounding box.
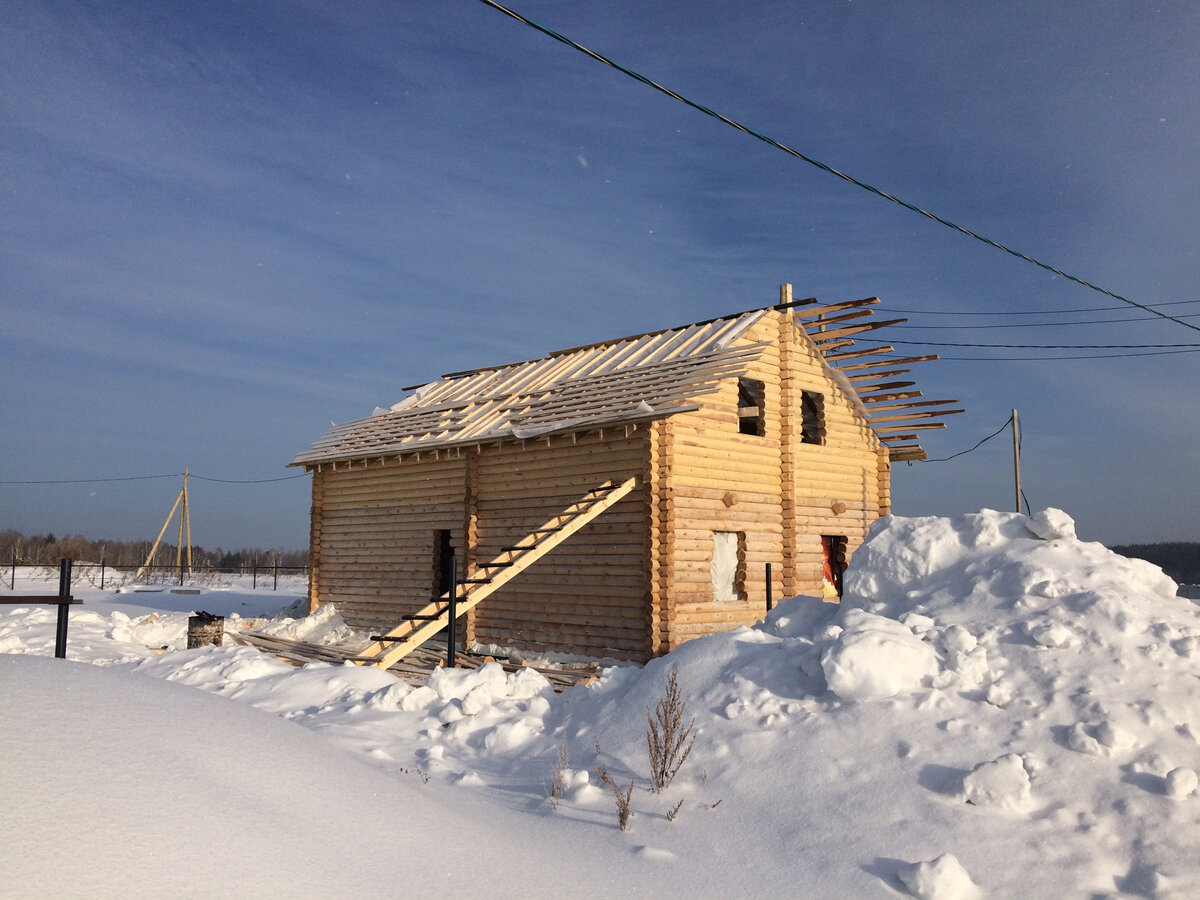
[2,0,1197,551]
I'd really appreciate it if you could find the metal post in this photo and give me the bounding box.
[1011,408,1022,514]
[273,559,279,591]
[765,562,773,613]
[10,553,14,590]
[252,554,258,589]
[100,557,106,590]
[446,556,458,669]
[54,558,72,659]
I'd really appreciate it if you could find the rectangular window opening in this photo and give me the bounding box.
[738,378,765,436]
[820,534,848,600]
[801,390,825,445]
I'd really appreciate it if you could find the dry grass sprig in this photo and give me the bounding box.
[549,737,569,810]
[596,766,635,831]
[647,668,695,793]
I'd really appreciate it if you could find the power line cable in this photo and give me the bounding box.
[189,473,307,484]
[0,473,183,485]
[884,298,1200,317]
[937,348,1200,360]
[0,471,306,485]
[919,414,1013,463]
[476,0,1200,334]
[892,313,1200,330]
[857,339,1200,349]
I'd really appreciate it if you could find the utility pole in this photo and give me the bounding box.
[137,471,192,579]
[1011,409,1022,514]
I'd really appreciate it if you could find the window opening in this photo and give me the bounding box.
[820,535,848,600]
[711,531,746,603]
[738,378,765,436]
[801,391,825,444]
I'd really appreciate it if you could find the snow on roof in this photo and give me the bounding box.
[290,297,957,467]
[290,308,773,466]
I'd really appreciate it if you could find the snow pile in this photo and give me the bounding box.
[4,509,1200,897]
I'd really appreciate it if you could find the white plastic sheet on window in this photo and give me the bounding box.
[711,531,739,603]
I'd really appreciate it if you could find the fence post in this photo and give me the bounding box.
[100,557,106,590]
[765,562,773,613]
[446,556,458,669]
[252,555,258,590]
[10,553,14,590]
[54,558,72,659]
[273,559,279,591]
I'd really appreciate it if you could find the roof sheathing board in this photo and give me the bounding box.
[289,301,953,467]
[289,310,770,466]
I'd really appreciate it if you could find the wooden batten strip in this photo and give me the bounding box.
[873,422,946,433]
[792,297,880,318]
[867,409,965,424]
[823,345,895,362]
[808,318,907,342]
[809,339,855,354]
[837,354,938,372]
[800,309,875,331]
[866,398,962,413]
[862,391,922,405]
[857,380,917,394]
[846,368,910,382]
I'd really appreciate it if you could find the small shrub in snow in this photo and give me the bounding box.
[549,737,568,810]
[596,767,634,831]
[647,668,695,793]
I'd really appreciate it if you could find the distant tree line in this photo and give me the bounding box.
[0,529,307,569]
[1111,543,1200,585]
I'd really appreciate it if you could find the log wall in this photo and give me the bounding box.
[657,323,784,648]
[778,314,885,595]
[471,429,650,661]
[653,311,888,651]
[306,307,892,662]
[309,454,468,632]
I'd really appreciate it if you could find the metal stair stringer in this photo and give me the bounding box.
[356,476,638,669]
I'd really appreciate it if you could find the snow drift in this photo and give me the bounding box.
[3,508,1199,898]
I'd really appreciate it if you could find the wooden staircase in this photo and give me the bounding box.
[353,476,638,670]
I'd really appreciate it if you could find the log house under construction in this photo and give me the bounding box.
[289,286,960,665]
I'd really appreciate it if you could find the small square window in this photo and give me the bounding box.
[738,378,765,436]
[801,391,825,444]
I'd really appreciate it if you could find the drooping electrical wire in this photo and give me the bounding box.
[475,0,1199,334]
[936,348,1200,360]
[884,298,1200,317]
[857,339,1200,350]
[0,473,183,485]
[188,473,307,484]
[890,312,1200,330]
[919,414,1013,463]
[0,472,307,485]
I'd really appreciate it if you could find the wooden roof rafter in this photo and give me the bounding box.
[792,296,881,319]
[787,294,958,462]
[294,291,961,467]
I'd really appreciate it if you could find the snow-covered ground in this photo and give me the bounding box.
[3,510,1199,898]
